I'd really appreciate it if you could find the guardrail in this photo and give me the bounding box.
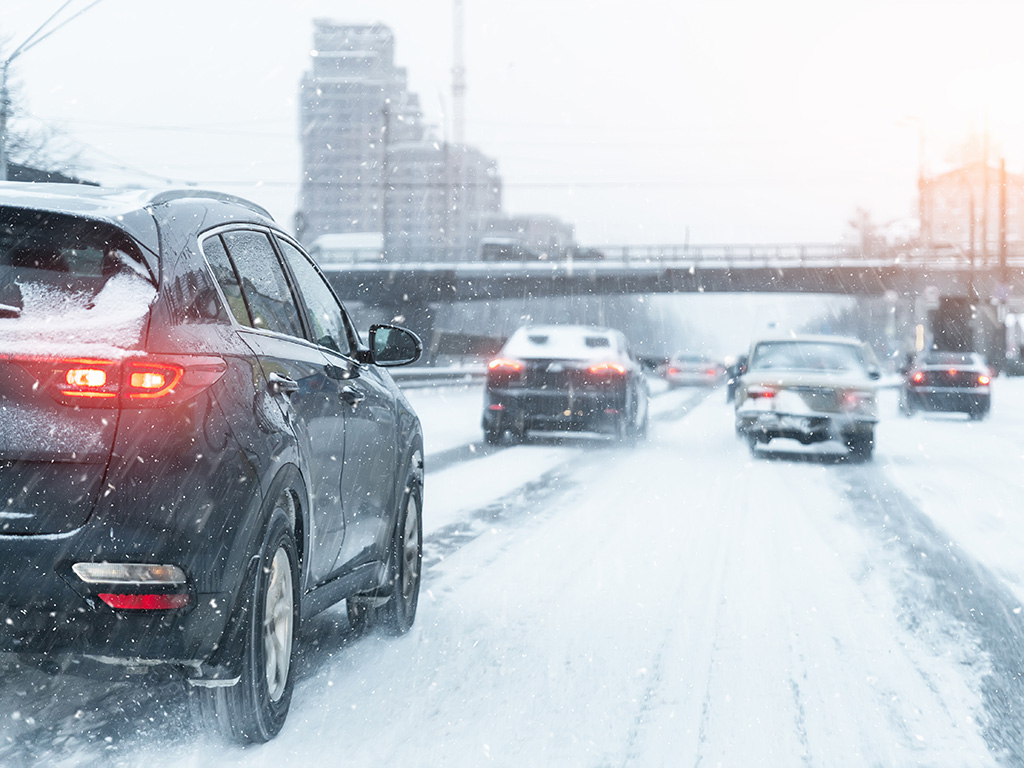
[389,366,486,388]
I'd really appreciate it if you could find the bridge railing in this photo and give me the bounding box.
[594,243,855,266]
[589,242,1024,269]
[321,242,1024,273]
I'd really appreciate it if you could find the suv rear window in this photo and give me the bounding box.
[0,209,156,351]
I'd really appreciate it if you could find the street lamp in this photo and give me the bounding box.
[1,0,105,180]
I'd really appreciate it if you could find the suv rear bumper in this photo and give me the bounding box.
[0,531,233,664]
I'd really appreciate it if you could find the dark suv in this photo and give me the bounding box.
[0,182,424,742]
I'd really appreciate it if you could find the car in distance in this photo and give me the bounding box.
[0,182,424,743]
[899,350,992,419]
[724,354,748,403]
[660,352,726,388]
[483,324,649,443]
[734,335,880,460]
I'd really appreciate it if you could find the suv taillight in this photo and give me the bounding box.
[19,355,226,408]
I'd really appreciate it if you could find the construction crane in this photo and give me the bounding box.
[452,0,466,146]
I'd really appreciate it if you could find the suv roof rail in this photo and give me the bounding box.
[147,189,274,220]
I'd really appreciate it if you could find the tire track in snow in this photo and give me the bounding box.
[840,464,1024,765]
[421,455,588,578]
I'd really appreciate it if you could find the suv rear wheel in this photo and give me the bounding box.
[348,483,423,636]
[194,504,299,743]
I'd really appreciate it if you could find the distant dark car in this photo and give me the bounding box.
[725,354,748,402]
[483,324,649,442]
[661,352,726,388]
[900,350,992,419]
[0,182,424,743]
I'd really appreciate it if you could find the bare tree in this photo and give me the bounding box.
[1,36,82,179]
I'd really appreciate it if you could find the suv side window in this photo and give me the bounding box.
[201,234,252,327]
[221,230,303,338]
[276,237,352,356]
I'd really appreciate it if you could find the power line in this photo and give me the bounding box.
[30,113,294,138]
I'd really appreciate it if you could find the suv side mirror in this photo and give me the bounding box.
[368,324,422,367]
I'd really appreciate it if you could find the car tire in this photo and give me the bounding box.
[195,503,299,743]
[376,483,423,635]
[745,433,759,455]
[846,432,874,462]
[483,425,502,445]
[614,413,630,442]
[349,483,423,637]
[633,412,649,442]
[899,393,913,417]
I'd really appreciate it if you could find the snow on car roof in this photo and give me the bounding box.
[502,324,620,360]
[750,334,865,348]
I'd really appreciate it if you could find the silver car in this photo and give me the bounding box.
[734,335,881,460]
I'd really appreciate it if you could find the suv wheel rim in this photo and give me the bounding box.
[263,547,293,702]
[402,496,421,600]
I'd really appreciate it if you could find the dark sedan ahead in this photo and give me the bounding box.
[482,324,649,443]
[900,350,992,419]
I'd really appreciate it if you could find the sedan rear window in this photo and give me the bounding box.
[750,342,865,373]
[921,351,983,367]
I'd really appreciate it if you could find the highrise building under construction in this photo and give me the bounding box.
[297,20,502,262]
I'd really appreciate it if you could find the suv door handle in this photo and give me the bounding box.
[268,372,299,395]
[340,385,365,406]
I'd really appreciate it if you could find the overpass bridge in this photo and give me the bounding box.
[322,243,1024,309]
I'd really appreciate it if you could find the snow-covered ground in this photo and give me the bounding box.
[5,377,1024,766]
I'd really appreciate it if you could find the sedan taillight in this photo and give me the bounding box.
[588,362,626,375]
[746,385,777,399]
[487,357,523,387]
[840,390,874,412]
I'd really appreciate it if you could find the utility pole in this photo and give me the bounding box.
[451,0,466,261]
[443,138,451,262]
[998,156,1009,366]
[380,103,391,261]
[969,190,977,302]
[1,0,105,180]
[999,157,1008,284]
[452,0,466,147]
[981,130,990,263]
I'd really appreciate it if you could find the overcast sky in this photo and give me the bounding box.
[5,0,1024,246]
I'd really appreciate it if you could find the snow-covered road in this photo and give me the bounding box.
[4,378,1024,766]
